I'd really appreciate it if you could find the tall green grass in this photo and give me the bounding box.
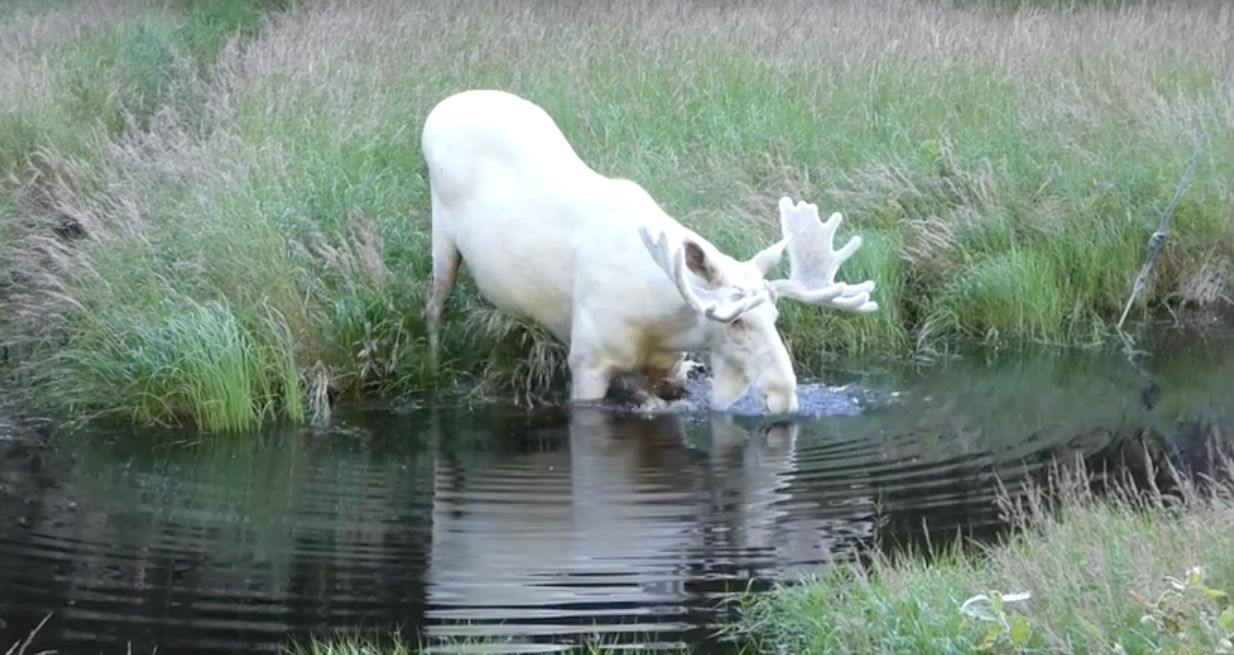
[1,0,1231,430]
[727,457,1234,655]
[42,293,303,431]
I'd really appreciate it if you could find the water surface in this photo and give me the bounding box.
[1,332,1231,653]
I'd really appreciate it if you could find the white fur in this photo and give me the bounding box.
[420,89,878,413]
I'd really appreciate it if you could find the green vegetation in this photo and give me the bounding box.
[280,629,675,655]
[2,0,1231,431]
[282,631,415,655]
[727,461,1234,655]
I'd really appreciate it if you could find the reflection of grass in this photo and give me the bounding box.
[802,332,1234,455]
[282,626,689,655]
[728,459,1234,655]
[2,0,1231,431]
[52,417,435,576]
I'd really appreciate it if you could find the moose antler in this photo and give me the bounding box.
[768,197,878,313]
[638,225,770,322]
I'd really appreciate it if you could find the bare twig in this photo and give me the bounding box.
[1116,44,1234,332]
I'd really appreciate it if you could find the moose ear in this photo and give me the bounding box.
[683,239,722,287]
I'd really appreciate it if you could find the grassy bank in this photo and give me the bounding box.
[729,459,1234,655]
[1,0,1231,431]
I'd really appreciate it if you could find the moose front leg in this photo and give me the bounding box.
[567,347,615,406]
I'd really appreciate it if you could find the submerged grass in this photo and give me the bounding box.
[728,456,1234,655]
[1,0,1232,430]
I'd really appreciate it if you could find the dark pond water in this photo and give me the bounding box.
[2,329,1232,654]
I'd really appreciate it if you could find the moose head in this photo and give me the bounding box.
[638,196,878,414]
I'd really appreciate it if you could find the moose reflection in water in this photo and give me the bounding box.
[424,406,876,641]
[1,332,1230,654]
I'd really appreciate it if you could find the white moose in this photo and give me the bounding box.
[420,89,878,414]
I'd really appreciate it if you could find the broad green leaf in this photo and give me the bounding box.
[1009,613,1031,646]
[977,623,1001,653]
[1218,605,1233,633]
[1195,584,1230,605]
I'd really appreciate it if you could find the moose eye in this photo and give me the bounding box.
[730,318,746,330]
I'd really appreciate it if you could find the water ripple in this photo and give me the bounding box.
[3,343,1230,655]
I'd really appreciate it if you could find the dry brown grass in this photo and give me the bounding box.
[225,0,1232,290]
[0,0,156,51]
[461,306,569,407]
[186,0,1234,250]
[0,0,162,111]
[231,0,1234,108]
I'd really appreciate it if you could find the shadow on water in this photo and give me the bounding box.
[1,329,1231,654]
